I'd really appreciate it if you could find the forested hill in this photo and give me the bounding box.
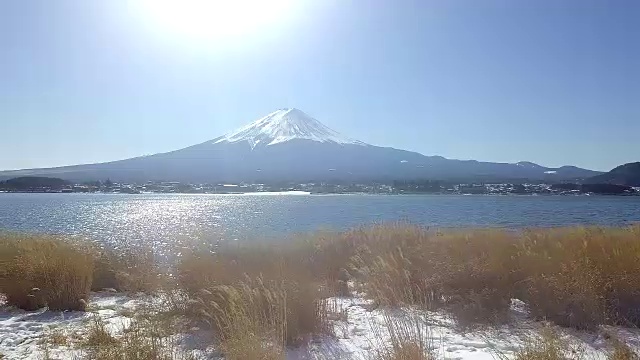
[0,176,70,191]
[587,162,640,186]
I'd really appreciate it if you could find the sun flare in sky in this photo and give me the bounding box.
[139,0,295,43]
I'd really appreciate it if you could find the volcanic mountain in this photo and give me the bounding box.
[0,108,601,182]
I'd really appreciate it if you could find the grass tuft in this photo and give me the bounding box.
[519,226,640,329]
[84,317,118,347]
[512,327,586,360]
[0,234,93,311]
[375,310,433,360]
[80,314,197,360]
[607,336,639,360]
[347,224,640,329]
[47,327,69,346]
[0,233,161,311]
[178,241,331,356]
[92,244,161,293]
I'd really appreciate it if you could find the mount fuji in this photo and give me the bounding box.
[0,108,600,182]
[213,108,366,148]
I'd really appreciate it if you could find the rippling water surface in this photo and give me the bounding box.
[1,193,639,250]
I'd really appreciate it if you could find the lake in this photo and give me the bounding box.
[1,193,639,252]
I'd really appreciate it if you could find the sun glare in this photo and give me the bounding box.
[140,0,294,42]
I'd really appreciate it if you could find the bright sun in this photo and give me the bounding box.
[140,0,294,42]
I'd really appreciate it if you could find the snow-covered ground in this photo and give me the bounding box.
[297,297,640,360]
[2,293,639,360]
[0,292,217,360]
[0,292,130,359]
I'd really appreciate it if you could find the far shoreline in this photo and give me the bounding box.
[1,190,639,196]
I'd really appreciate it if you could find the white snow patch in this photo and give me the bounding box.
[292,296,640,360]
[514,162,542,169]
[544,170,557,174]
[4,293,640,360]
[215,108,367,149]
[0,292,217,360]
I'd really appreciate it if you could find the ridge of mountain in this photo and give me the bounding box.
[0,109,602,183]
[586,162,640,186]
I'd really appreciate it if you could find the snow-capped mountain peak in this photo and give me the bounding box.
[215,108,366,149]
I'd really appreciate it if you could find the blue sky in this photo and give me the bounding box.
[1,0,638,171]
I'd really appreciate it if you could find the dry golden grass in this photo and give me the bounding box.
[518,226,640,329]
[0,233,161,311]
[92,245,161,293]
[2,222,640,348]
[177,223,640,332]
[178,242,330,356]
[608,337,640,360]
[84,317,118,347]
[347,225,519,325]
[344,224,640,329]
[79,315,197,360]
[0,233,93,310]
[374,310,433,360]
[47,327,69,346]
[177,234,350,296]
[378,342,431,360]
[512,327,575,360]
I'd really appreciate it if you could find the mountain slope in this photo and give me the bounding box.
[0,108,601,183]
[586,162,640,186]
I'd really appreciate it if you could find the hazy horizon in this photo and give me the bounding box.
[2,0,639,172]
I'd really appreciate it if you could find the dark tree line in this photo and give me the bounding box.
[0,176,70,191]
[393,180,446,193]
